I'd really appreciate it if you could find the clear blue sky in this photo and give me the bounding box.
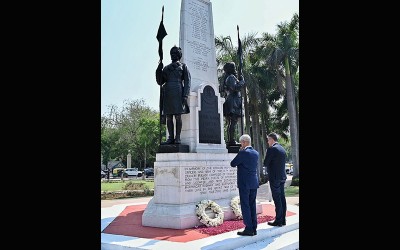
[101,0,299,116]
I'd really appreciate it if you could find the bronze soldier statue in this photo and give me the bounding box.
[156,46,191,144]
[221,62,245,145]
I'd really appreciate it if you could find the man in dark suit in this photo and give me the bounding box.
[263,132,287,227]
[230,134,259,236]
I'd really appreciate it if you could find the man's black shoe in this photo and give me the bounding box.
[237,230,254,236]
[267,221,283,227]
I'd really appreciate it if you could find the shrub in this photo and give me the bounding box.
[101,189,154,200]
[123,181,145,190]
[290,177,299,186]
[143,186,153,196]
[101,181,154,200]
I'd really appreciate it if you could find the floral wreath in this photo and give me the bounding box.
[230,196,242,219]
[195,199,224,227]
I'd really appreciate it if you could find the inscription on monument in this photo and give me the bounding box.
[188,0,208,42]
[199,85,221,144]
[187,0,211,73]
[184,165,237,195]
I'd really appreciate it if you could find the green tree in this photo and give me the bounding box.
[101,99,162,171]
[261,13,299,179]
[135,117,160,169]
[101,114,123,167]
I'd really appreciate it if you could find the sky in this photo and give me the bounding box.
[101,0,299,116]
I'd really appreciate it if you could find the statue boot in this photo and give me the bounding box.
[228,117,238,145]
[174,115,182,144]
[162,116,175,144]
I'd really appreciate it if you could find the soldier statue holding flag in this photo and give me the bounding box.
[156,46,191,144]
[155,6,191,145]
[220,25,245,146]
[221,61,245,145]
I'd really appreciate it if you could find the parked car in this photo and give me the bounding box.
[144,168,154,177]
[101,170,106,178]
[124,168,143,177]
[285,163,293,174]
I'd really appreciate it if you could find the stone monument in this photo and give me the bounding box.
[142,0,262,229]
[127,150,131,168]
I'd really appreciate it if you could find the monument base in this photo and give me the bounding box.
[142,197,263,229]
[141,152,263,229]
[158,144,190,153]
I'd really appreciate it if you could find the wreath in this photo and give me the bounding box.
[195,199,224,227]
[230,196,242,219]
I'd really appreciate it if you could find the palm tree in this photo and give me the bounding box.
[262,13,299,179]
[248,49,290,180]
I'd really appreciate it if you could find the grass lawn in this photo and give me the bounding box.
[285,186,299,197]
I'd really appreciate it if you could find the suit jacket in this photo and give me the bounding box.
[230,146,259,189]
[263,143,287,183]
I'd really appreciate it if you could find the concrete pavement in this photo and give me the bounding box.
[101,178,299,250]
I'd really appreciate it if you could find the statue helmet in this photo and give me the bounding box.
[223,62,236,74]
[170,46,182,60]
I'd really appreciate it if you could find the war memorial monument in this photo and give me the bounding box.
[142,0,262,229]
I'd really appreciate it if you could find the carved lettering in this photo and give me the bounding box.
[183,165,237,194]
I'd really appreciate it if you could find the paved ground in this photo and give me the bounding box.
[101,176,299,249]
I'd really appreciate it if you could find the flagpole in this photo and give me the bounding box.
[237,25,244,135]
[156,6,167,145]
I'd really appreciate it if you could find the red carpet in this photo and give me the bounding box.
[102,204,296,243]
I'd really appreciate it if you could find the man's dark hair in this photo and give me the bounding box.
[267,132,278,141]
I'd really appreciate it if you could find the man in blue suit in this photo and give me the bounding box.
[230,134,260,236]
[263,132,287,227]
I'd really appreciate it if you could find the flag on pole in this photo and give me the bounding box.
[156,6,167,62]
